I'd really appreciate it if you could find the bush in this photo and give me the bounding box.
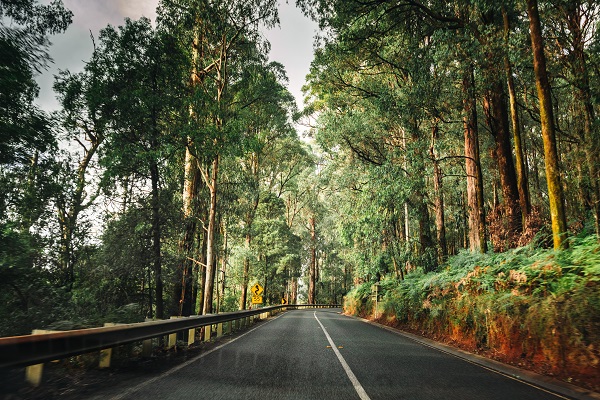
[344,235,600,384]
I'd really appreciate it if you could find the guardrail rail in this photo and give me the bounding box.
[0,304,341,386]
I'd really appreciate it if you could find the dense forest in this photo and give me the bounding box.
[297,0,600,386]
[1,0,599,382]
[1,0,325,335]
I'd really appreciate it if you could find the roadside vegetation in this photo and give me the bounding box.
[345,234,600,389]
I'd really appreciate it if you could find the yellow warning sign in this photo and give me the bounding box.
[251,295,263,304]
[251,283,264,296]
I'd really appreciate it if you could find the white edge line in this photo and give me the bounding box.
[107,313,285,400]
[350,315,588,400]
[314,311,371,400]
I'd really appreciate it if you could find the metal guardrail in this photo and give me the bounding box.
[0,304,341,369]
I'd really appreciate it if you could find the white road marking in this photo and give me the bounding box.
[358,317,574,400]
[314,311,371,400]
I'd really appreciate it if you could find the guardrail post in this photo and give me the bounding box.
[25,329,59,386]
[142,318,154,357]
[142,338,153,357]
[26,363,44,387]
[168,317,181,349]
[217,323,223,338]
[188,326,196,346]
[204,325,212,342]
[99,323,119,368]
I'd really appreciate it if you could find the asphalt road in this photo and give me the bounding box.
[109,308,574,400]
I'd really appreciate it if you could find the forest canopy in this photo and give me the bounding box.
[0,0,598,347]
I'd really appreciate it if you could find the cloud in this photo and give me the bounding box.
[62,0,158,33]
[115,0,158,25]
[36,0,160,110]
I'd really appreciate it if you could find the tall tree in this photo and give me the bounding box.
[527,0,569,249]
[462,64,488,253]
[551,0,599,238]
[0,0,72,165]
[53,65,108,289]
[503,7,531,224]
[85,18,186,318]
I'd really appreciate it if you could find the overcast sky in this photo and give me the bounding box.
[36,0,319,112]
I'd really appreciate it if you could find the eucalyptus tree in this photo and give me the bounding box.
[0,0,72,248]
[502,6,531,226]
[314,206,349,304]
[52,34,119,290]
[0,0,72,165]
[267,138,315,302]
[251,193,299,305]
[231,61,298,309]
[302,3,466,268]
[220,136,305,309]
[0,0,72,334]
[542,0,599,239]
[100,19,187,318]
[301,0,600,255]
[54,18,188,317]
[305,4,471,272]
[159,0,281,314]
[526,0,568,249]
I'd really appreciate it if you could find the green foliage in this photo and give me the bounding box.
[0,0,72,164]
[345,236,600,375]
[0,222,69,335]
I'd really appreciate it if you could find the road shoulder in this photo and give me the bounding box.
[345,313,600,400]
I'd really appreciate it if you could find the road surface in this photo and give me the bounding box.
[109,308,576,400]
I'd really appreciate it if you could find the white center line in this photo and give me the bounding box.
[314,311,371,400]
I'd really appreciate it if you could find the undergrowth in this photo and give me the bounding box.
[344,235,600,387]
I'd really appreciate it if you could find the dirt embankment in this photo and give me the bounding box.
[360,311,600,393]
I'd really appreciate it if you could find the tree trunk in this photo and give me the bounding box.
[483,80,523,241]
[291,277,298,304]
[463,65,487,252]
[194,228,207,315]
[56,130,102,291]
[176,146,200,316]
[263,254,269,304]
[503,8,531,224]
[239,233,251,310]
[563,2,600,238]
[527,0,569,249]
[150,160,164,319]
[416,192,436,272]
[218,222,227,313]
[430,123,447,263]
[147,267,153,318]
[202,156,219,314]
[308,216,316,304]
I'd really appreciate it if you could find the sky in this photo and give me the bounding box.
[36,0,320,113]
